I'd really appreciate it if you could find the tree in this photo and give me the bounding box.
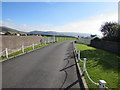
[100,22,120,42]
[100,22,118,37]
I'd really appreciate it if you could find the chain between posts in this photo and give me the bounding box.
[73,41,109,90]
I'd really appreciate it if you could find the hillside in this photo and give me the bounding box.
[0,26,26,34]
[0,26,91,37]
[29,31,91,37]
[0,26,19,32]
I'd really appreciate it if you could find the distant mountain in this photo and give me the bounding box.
[28,31,58,35]
[0,26,91,37]
[28,30,91,37]
[0,26,19,32]
[0,26,26,34]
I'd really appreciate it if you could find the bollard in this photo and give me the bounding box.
[83,58,87,73]
[99,80,106,90]
[5,48,8,59]
[78,51,80,59]
[22,45,24,53]
[32,43,34,50]
[45,41,46,45]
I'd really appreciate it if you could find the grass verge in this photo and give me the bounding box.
[0,43,51,61]
[75,43,120,89]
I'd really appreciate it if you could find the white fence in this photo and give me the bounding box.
[73,42,110,90]
[0,37,56,60]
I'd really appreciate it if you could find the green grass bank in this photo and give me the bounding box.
[75,43,120,89]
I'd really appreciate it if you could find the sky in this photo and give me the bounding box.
[1,2,118,35]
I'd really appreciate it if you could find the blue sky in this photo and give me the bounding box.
[1,2,118,35]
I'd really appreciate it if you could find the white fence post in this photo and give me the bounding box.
[99,80,106,90]
[78,51,80,59]
[5,48,8,59]
[45,41,46,45]
[32,43,34,50]
[48,38,49,43]
[83,58,87,73]
[22,45,24,53]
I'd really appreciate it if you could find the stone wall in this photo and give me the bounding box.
[90,40,120,56]
[0,36,42,51]
[76,38,93,45]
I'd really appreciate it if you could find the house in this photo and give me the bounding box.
[0,32,5,35]
[5,31,12,35]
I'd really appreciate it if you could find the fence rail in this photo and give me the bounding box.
[0,37,56,60]
[73,42,110,90]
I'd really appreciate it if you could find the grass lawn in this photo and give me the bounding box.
[56,37,75,42]
[0,43,50,60]
[75,43,120,89]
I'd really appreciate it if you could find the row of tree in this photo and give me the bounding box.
[100,22,120,42]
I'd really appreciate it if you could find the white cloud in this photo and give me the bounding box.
[0,21,56,32]
[0,21,17,28]
[0,12,117,35]
[55,12,118,35]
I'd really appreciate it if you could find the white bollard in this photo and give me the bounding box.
[5,48,8,59]
[22,45,24,53]
[32,43,34,50]
[99,80,106,90]
[78,51,80,59]
[83,58,87,72]
[45,41,46,45]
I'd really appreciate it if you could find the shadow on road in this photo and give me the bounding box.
[60,64,76,71]
[59,42,85,90]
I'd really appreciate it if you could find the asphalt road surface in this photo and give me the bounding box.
[2,41,84,89]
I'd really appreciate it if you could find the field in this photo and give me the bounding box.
[56,37,75,42]
[75,43,120,89]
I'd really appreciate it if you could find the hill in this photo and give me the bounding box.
[29,31,91,37]
[0,26,19,32]
[0,26,91,37]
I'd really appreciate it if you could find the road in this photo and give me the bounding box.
[2,41,84,89]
